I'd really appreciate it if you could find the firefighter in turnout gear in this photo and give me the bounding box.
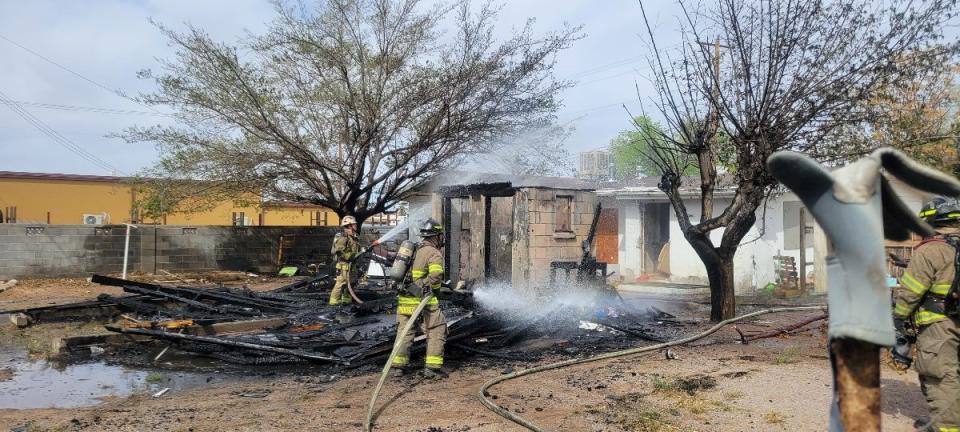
[894,197,960,432]
[330,216,361,305]
[390,218,448,379]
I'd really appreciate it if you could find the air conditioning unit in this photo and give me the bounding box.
[82,214,106,225]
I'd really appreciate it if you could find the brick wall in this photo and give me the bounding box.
[0,224,399,279]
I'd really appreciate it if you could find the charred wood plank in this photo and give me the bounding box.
[105,325,349,364]
[597,321,668,342]
[269,275,329,293]
[91,274,167,290]
[450,343,522,360]
[121,285,259,316]
[275,316,380,341]
[172,287,295,311]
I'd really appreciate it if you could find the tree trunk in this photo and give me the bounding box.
[706,255,736,322]
[687,233,737,322]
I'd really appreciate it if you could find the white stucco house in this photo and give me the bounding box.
[596,176,930,294]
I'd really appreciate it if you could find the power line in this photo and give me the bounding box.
[561,55,645,81]
[561,101,626,118]
[7,100,173,117]
[0,90,124,175]
[0,33,171,118]
[0,33,124,98]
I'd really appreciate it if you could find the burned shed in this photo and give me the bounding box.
[421,174,599,292]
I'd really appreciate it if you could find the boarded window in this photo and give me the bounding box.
[461,199,471,230]
[232,211,246,226]
[555,196,573,232]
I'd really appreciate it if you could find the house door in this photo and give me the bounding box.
[447,197,470,284]
[486,196,514,283]
[595,208,618,264]
[642,203,671,274]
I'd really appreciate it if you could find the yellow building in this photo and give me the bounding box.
[0,171,339,226]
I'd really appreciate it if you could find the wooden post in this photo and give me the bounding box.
[832,339,882,431]
[813,223,828,294]
[799,208,807,291]
[822,223,881,431]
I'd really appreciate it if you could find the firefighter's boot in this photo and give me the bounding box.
[422,367,448,380]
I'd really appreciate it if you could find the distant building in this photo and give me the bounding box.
[0,171,340,226]
[577,149,614,181]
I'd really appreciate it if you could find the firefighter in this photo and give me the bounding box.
[390,218,448,379]
[894,196,960,432]
[330,215,361,305]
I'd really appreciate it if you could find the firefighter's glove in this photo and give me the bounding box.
[893,318,914,338]
[349,247,371,264]
[890,334,914,370]
[402,282,424,298]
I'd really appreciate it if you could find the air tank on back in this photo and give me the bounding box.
[389,240,416,282]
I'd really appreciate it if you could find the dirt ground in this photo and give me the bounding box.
[0,278,931,431]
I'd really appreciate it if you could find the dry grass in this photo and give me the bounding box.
[774,346,802,364]
[647,374,731,419]
[764,410,788,426]
[650,374,717,395]
[587,392,680,432]
[722,390,745,400]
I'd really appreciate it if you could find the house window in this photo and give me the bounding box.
[309,211,329,226]
[555,196,573,232]
[232,211,246,226]
[3,206,17,223]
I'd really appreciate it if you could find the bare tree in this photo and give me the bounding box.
[122,0,580,224]
[636,0,958,321]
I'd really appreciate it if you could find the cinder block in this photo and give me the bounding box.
[530,223,549,236]
[560,246,581,258]
[574,225,590,237]
[10,313,31,328]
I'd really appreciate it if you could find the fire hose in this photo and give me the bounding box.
[345,241,385,305]
[345,265,364,304]
[478,306,825,432]
[364,294,435,432]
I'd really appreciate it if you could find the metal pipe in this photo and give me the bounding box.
[122,223,138,279]
[105,325,347,364]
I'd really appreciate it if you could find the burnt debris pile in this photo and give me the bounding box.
[5,274,683,372]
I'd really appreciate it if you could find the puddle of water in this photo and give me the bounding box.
[0,348,215,409]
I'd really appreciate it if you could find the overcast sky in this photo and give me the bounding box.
[0,1,681,176]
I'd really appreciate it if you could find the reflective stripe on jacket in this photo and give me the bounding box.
[895,238,954,326]
[397,243,444,315]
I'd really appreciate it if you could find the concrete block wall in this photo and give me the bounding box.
[513,188,596,290]
[0,224,141,279]
[0,224,397,279]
